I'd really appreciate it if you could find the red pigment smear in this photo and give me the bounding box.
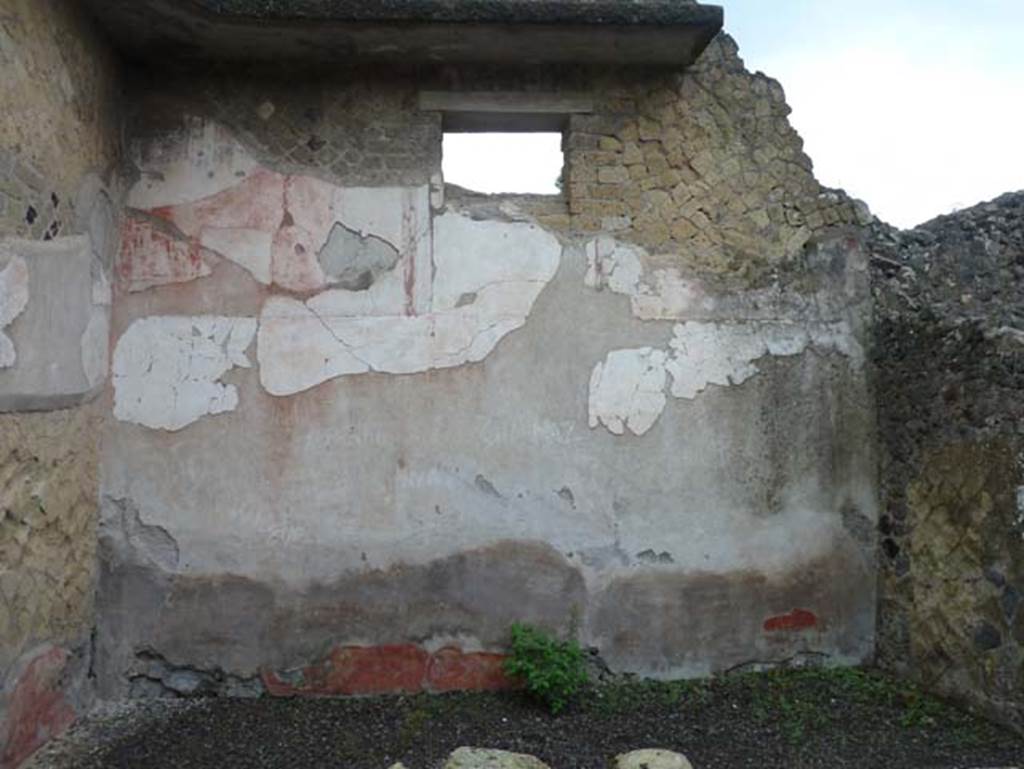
[763,608,818,632]
[0,646,76,769]
[426,647,512,692]
[262,644,514,697]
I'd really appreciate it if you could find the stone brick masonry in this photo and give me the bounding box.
[561,36,870,286]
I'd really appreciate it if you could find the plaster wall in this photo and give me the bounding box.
[97,39,877,698]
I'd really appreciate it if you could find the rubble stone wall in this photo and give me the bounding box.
[872,192,1024,731]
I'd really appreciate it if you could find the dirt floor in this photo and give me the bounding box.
[25,668,1024,769]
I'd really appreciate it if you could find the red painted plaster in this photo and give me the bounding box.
[0,647,76,769]
[118,217,210,291]
[426,647,512,692]
[126,168,337,294]
[262,644,513,696]
[763,608,819,632]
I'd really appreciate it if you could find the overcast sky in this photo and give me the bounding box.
[445,1,1024,230]
[726,0,1024,228]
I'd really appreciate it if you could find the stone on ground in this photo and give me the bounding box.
[443,747,552,769]
[614,748,694,769]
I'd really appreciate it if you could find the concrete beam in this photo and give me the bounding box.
[81,1,724,67]
[419,91,593,132]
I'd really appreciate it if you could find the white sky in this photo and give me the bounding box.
[444,1,1024,229]
[443,133,563,196]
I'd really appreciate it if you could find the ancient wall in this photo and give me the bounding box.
[96,35,877,699]
[872,192,1024,731]
[0,1,122,766]
[7,0,1024,757]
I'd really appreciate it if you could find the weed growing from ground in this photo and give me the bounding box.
[504,623,588,714]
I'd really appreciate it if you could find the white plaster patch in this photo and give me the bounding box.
[113,316,257,431]
[589,321,861,436]
[0,256,29,369]
[585,233,871,324]
[584,235,644,297]
[584,235,801,322]
[585,235,701,320]
[588,348,668,436]
[257,298,369,397]
[258,213,561,396]
[666,321,861,399]
[432,213,559,312]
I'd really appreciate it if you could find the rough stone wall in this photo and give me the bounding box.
[97,34,876,701]
[562,35,870,286]
[872,192,1024,731]
[0,0,121,240]
[0,1,122,766]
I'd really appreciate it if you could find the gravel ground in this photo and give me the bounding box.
[25,668,1024,769]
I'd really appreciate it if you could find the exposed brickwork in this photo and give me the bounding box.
[872,192,1024,732]
[562,36,870,286]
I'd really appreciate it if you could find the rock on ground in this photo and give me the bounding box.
[614,749,694,769]
[443,747,553,769]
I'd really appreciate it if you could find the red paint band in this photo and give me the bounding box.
[763,608,818,632]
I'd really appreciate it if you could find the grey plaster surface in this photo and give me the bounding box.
[0,236,109,412]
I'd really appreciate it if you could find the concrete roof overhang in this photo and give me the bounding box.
[82,0,724,67]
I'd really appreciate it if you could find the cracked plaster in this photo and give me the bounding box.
[584,234,868,323]
[589,320,861,437]
[111,316,257,431]
[116,118,562,418]
[123,122,433,296]
[588,348,667,437]
[258,212,561,396]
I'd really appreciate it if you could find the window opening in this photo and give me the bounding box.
[442,132,564,195]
